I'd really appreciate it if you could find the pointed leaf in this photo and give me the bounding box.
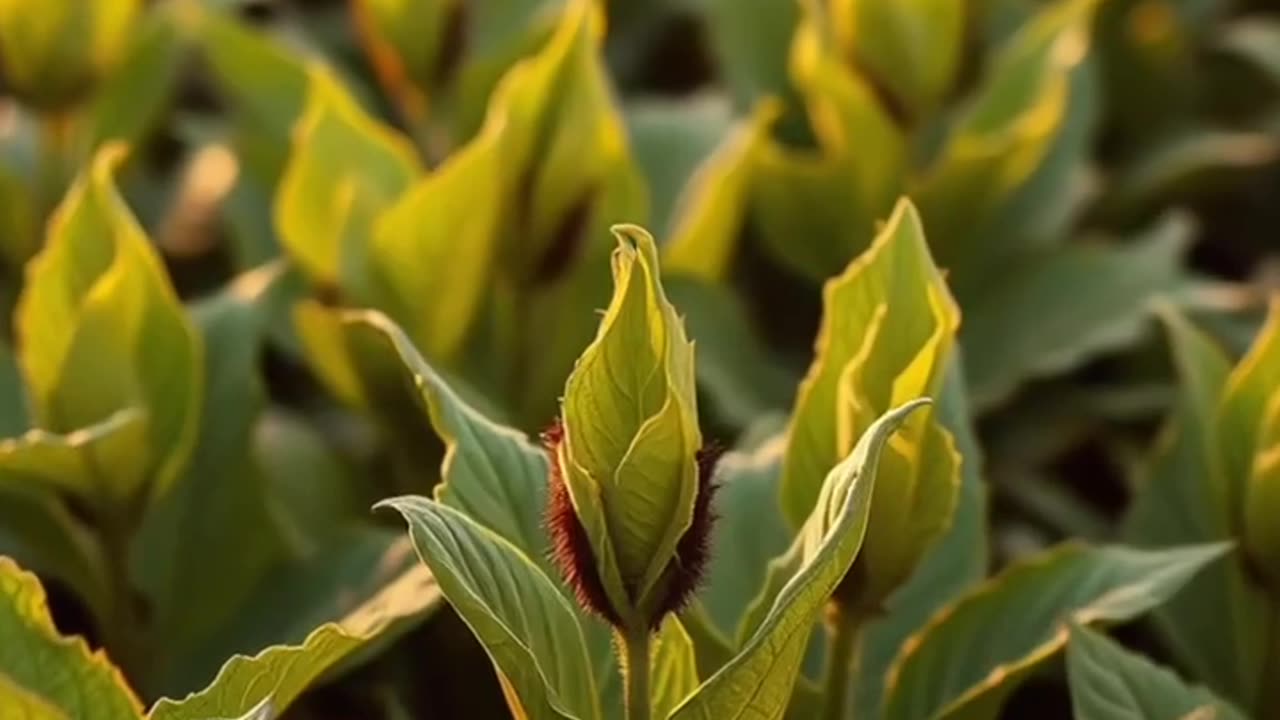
[671,399,930,720]
[652,617,700,720]
[884,542,1232,720]
[148,542,441,719]
[1067,624,1247,720]
[350,311,551,560]
[16,144,201,504]
[0,557,143,720]
[275,66,420,288]
[1125,307,1267,706]
[1218,299,1280,528]
[379,497,598,720]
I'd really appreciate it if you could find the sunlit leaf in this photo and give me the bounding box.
[672,400,930,720]
[0,557,143,720]
[16,144,201,505]
[378,496,600,720]
[652,616,700,720]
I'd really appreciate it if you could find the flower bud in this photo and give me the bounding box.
[544,226,717,629]
[0,0,141,111]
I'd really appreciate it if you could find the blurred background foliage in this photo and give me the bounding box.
[0,0,1277,717]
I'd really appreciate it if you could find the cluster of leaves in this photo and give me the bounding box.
[0,0,1278,718]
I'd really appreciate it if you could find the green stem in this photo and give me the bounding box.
[98,511,145,682]
[623,625,652,720]
[821,603,862,720]
[1261,599,1280,718]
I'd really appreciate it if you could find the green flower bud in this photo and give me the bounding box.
[545,226,715,630]
[0,0,141,111]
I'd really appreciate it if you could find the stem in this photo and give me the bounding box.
[623,625,652,720]
[98,511,145,681]
[1260,599,1280,718]
[821,603,863,720]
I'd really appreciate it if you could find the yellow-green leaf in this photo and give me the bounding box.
[780,199,959,611]
[1217,298,1280,531]
[371,121,503,361]
[275,66,420,288]
[671,399,930,720]
[560,226,701,611]
[652,616,700,720]
[1244,391,1280,591]
[16,144,201,504]
[0,0,140,110]
[0,556,143,720]
[378,496,600,720]
[883,542,1231,720]
[750,13,905,281]
[829,0,964,116]
[662,102,776,282]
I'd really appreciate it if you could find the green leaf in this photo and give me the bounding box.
[159,528,439,698]
[883,541,1232,720]
[1066,624,1248,720]
[77,3,186,155]
[1241,306,1280,590]
[0,337,28,438]
[0,485,109,634]
[0,557,143,720]
[700,437,792,640]
[148,625,365,720]
[0,0,140,110]
[1125,306,1268,708]
[852,357,989,718]
[0,409,145,504]
[132,266,288,691]
[962,213,1191,410]
[149,532,441,718]
[1219,300,1280,529]
[559,226,702,610]
[652,616,700,720]
[370,120,503,362]
[780,199,960,613]
[671,399,931,720]
[830,0,964,117]
[349,310,551,561]
[275,65,420,288]
[915,0,1095,274]
[661,102,775,283]
[664,277,794,430]
[377,496,600,720]
[351,0,457,118]
[626,94,735,242]
[16,144,201,505]
[701,0,797,109]
[750,15,905,281]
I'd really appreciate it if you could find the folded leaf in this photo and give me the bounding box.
[829,0,963,117]
[16,144,201,505]
[0,409,145,504]
[671,399,930,720]
[0,556,143,720]
[750,14,905,281]
[275,65,420,289]
[883,541,1231,720]
[1066,624,1248,720]
[852,357,989,718]
[1218,299,1280,531]
[560,226,702,609]
[652,616,700,720]
[378,496,599,720]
